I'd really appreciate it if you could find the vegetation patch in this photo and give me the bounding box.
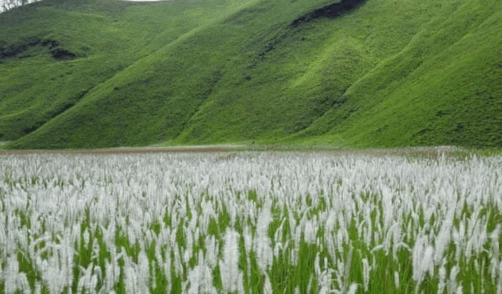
[1,0,501,149]
[1,153,501,293]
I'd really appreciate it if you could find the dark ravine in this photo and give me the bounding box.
[255,0,368,65]
[20,88,90,136]
[173,70,224,140]
[291,0,369,27]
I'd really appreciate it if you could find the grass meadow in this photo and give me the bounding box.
[2,0,502,149]
[1,152,501,293]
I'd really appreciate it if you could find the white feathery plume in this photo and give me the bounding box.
[173,244,184,276]
[326,232,337,262]
[127,221,137,247]
[243,226,253,256]
[394,271,400,289]
[306,274,313,294]
[254,207,273,274]
[412,235,434,287]
[83,229,90,248]
[90,238,101,263]
[336,229,344,254]
[77,263,95,294]
[473,221,487,255]
[103,257,121,293]
[273,218,285,245]
[497,261,502,294]
[384,222,398,256]
[334,258,344,291]
[381,186,394,232]
[287,209,297,242]
[452,221,465,262]
[154,240,163,269]
[341,246,353,293]
[256,205,272,237]
[237,271,245,294]
[151,259,157,289]
[39,250,66,294]
[346,283,358,294]
[437,261,447,294]
[219,229,242,293]
[455,285,463,294]
[447,266,459,294]
[137,250,150,294]
[184,228,193,264]
[263,273,273,294]
[162,246,172,293]
[434,207,454,265]
[423,245,434,277]
[314,253,321,278]
[34,282,42,294]
[489,225,500,281]
[303,219,317,244]
[273,240,284,259]
[362,258,371,292]
[60,234,75,292]
[3,255,31,294]
[123,255,139,294]
[200,200,216,233]
[363,210,373,247]
[187,251,217,294]
[205,234,218,269]
[243,226,253,279]
[89,272,98,294]
[318,267,334,294]
[290,224,302,266]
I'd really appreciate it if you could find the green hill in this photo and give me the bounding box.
[1,0,501,149]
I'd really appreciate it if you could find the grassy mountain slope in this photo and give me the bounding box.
[297,0,502,147]
[1,0,501,149]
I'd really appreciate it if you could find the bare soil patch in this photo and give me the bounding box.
[0,145,467,158]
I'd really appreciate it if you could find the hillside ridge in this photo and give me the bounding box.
[1,0,501,149]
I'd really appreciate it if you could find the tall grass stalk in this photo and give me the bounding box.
[0,153,501,293]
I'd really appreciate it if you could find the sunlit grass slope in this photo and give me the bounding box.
[2,0,501,149]
[0,0,255,147]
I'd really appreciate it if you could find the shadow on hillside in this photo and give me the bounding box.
[251,0,369,66]
[291,0,369,27]
[0,37,77,61]
[18,88,90,136]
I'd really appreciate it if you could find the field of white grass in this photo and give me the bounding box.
[0,152,501,293]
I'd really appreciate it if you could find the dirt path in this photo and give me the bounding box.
[0,145,467,157]
[0,145,241,155]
